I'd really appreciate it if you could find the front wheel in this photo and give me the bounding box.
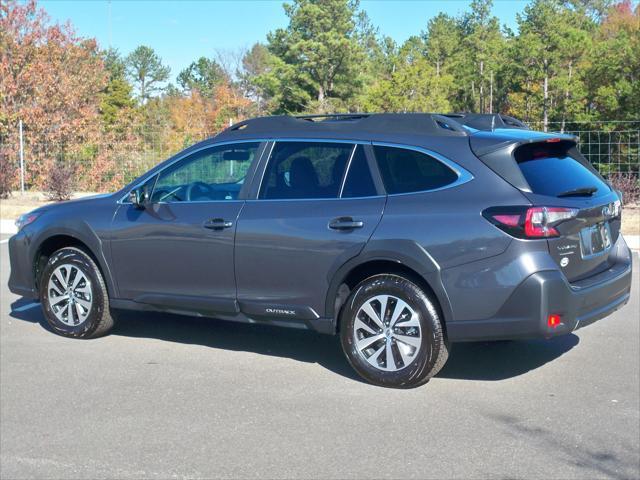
[39,247,114,338]
[340,274,449,388]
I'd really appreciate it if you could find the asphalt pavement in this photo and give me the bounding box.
[1,240,639,479]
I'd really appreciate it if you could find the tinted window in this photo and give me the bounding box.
[341,146,377,198]
[260,142,353,199]
[515,144,610,197]
[373,145,458,194]
[152,142,259,202]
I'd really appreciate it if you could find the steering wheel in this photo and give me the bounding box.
[157,187,182,203]
[186,181,215,201]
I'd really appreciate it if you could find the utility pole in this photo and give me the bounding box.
[489,71,494,114]
[108,0,112,48]
[19,120,25,193]
[229,118,234,177]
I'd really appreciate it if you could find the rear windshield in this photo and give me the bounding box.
[515,143,610,198]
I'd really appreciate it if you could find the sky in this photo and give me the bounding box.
[40,0,531,83]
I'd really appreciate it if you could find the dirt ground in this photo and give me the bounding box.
[0,191,99,221]
[1,191,639,235]
[625,206,640,235]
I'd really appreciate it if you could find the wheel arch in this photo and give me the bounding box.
[33,231,116,298]
[325,246,453,334]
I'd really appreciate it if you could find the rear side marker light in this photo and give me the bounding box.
[483,206,578,239]
[548,314,561,328]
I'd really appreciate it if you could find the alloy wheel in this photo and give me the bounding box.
[47,264,93,326]
[353,294,422,372]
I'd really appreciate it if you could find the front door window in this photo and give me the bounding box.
[152,142,260,203]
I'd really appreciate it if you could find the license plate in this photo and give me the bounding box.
[580,221,612,258]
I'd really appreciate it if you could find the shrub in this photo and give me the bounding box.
[595,163,615,176]
[608,172,640,206]
[44,161,76,201]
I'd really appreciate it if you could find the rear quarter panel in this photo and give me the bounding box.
[368,143,533,323]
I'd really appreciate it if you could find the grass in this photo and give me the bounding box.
[1,190,639,236]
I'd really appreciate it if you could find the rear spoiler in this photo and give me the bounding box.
[469,130,578,157]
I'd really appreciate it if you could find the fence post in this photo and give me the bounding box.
[19,119,25,193]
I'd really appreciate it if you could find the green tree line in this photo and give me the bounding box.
[1,0,638,195]
[98,0,639,129]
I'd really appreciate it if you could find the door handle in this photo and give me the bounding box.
[329,217,364,230]
[203,218,233,230]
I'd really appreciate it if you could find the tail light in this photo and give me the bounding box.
[482,206,578,239]
[547,314,561,328]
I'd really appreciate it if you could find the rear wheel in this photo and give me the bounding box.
[340,274,449,388]
[39,247,114,338]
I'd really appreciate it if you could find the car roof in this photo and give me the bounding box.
[185,113,573,159]
[213,113,469,144]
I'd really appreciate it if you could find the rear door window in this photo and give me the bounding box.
[260,142,354,200]
[341,145,377,198]
[372,145,458,194]
[515,143,610,198]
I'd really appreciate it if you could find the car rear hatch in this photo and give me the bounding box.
[471,129,622,283]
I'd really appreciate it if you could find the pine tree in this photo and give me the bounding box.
[125,46,170,103]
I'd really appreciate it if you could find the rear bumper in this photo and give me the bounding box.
[447,240,633,342]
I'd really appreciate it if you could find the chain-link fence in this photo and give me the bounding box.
[530,121,640,177]
[0,125,216,194]
[1,120,638,194]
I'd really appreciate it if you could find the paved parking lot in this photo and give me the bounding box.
[1,239,639,479]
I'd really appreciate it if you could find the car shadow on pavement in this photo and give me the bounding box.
[10,298,579,383]
[438,334,580,381]
[8,300,362,382]
[115,309,364,381]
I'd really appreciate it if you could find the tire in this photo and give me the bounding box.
[340,274,449,388]
[39,247,114,338]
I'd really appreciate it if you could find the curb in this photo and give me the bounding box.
[0,220,17,235]
[625,234,640,250]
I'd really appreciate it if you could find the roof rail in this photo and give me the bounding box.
[294,113,371,122]
[443,113,529,131]
[222,113,469,137]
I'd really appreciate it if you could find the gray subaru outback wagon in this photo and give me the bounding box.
[8,113,633,388]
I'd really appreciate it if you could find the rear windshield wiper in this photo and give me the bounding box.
[557,186,598,198]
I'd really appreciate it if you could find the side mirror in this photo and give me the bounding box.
[128,186,149,209]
